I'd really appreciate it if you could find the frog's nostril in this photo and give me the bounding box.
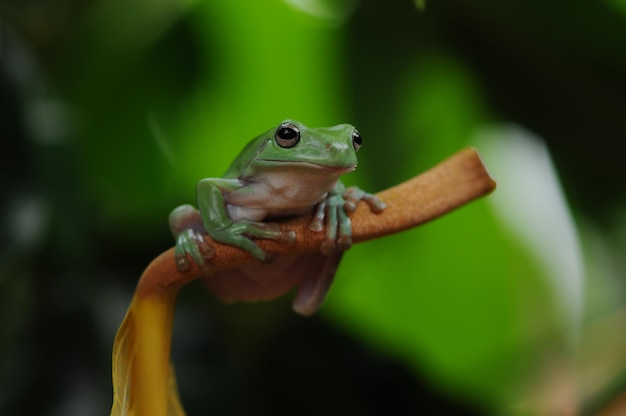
[325,143,331,150]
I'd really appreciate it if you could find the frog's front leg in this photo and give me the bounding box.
[309,181,386,255]
[169,204,215,272]
[197,178,296,263]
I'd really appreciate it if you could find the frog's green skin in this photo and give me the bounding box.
[169,120,385,315]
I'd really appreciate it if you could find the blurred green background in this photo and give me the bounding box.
[2,0,626,414]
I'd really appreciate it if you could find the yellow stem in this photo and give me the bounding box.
[111,290,185,416]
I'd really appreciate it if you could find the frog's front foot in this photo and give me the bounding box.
[210,221,296,263]
[342,186,386,213]
[309,187,385,255]
[174,229,216,273]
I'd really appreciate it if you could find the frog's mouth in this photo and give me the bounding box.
[258,159,357,173]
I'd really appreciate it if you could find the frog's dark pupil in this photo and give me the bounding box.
[279,127,297,140]
[353,132,362,146]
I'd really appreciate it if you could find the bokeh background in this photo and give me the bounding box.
[2,0,626,414]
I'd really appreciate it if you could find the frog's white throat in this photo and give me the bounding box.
[225,163,354,222]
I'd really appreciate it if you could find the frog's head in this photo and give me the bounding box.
[255,120,361,172]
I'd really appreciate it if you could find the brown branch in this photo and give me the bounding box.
[136,147,496,298]
[112,147,496,415]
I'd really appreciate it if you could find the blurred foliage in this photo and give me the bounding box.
[2,0,626,415]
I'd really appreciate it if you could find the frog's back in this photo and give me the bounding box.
[222,132,271,179]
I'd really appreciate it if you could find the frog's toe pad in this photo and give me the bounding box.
[320,239,336,255]
[343,200,357,212]
[196,237,215,259]
[277,230,297,246]
[336,235,352,251]
[365,194,386,212]
[308,219,324,232]
[261,251,277,264]
[175,254,191,272]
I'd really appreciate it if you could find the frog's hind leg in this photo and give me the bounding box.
[169,204,213,272]
[201,252,342,316]
[293,251,343,316]
[169,204,205,236]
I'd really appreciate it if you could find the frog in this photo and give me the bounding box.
[168,120,385,315]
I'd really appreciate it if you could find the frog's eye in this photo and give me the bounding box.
[275,123,300,148]
[352,130,362,152]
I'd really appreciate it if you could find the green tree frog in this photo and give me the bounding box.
[169,120,385,315]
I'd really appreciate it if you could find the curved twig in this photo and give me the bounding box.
[111,147,496,416]
[135,147,496,298]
